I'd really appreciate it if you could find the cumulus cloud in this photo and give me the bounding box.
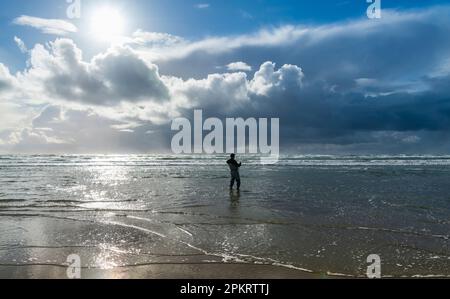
[13,15,77,36]
[226,61,252,72]
[18,38,169,105]
[249,62,303,96]
[0,64,16,92]
[0,57,305,152]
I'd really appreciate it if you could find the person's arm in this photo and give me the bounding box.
[228,160,241,167]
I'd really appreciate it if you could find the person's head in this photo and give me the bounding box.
[230,154,236,159]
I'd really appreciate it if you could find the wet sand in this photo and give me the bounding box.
[0,263,325,279]
[0,215,328,279]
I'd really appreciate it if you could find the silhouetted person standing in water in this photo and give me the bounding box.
[227,154,242,191]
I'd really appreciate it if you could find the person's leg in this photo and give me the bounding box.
[236,173,241,190]
[230,171,238,189]
[230,177,235,189]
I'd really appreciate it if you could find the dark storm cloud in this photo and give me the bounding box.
[142,7,450,153]
[152,8,450,84]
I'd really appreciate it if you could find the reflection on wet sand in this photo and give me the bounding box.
[0,214,318,279]
[230,190,241,202]
[229,190,241,214]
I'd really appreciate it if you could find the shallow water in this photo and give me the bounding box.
[1,154,450,277]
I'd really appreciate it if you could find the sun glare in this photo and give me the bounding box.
[89,6,125,42]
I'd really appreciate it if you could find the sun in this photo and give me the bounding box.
[89,6,125,42]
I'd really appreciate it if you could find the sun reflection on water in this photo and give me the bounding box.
[93,243,123,270]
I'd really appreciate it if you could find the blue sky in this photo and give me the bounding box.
[1,0,449,71]
[1,1,450,154]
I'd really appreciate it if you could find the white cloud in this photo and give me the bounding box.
[0,101,32,133]
[14,36,28,53]
[195,4,210,9]
[249,62,304,96]
[17,38,169,106]
[13,15,77,36]
[8,127,71,146]
[0,63,16,92]
[130,30,185,48]
[13,36,304,116]
[226,61,252,72]
[136,25,307,62]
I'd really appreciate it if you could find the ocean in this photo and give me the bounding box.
[1,154,450,277]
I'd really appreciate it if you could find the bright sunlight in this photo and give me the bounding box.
[89,6,125,42]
